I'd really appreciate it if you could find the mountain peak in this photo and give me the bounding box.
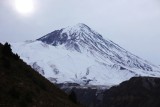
[63,23,91,33]
[75,23,88,28]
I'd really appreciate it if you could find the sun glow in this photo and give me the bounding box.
[15,0,34,15]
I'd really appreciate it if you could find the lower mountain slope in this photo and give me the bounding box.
[57,77,160,107]
[102,77,160,107]
[0,43,81,107]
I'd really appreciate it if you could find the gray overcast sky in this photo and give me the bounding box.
[0,0,160,65]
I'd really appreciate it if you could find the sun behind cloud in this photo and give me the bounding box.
[15,0,34,15]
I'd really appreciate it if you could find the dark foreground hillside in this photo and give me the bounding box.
[0,43,81,107]
[102,77,160,107]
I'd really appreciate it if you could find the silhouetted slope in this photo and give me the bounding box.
[102,77,160,107]
[0,43,81,107]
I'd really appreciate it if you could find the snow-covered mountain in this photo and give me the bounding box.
[11,23,160,86]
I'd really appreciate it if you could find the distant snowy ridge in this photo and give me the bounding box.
[11,23,160,86]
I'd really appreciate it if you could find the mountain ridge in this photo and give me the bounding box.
[37,23,159,71]
[102,77,160,107]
